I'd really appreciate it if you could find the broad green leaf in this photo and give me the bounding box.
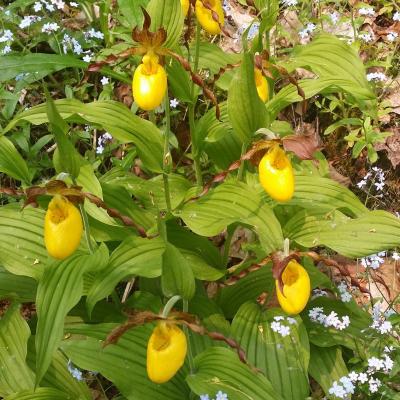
[218,264,275,318]
[178,181,283,253]
[161,243,196,300]
[86,236,165,314]
[228,53,269,143]
[0,266,37,302]
[167,58,193,103]
[26,339,91,400]
[4,388,71,400]
[147,0,184,49]
[285,34,374,102]
[117,0,149,27]
[0,205,47,279]
[5,99,164,173]
[0,54,86,82]
[231,303,310,400]
[45,92,80,178]
[285,209,400,257]
[288,175,367,217]
[35,253,95,384]
[308,345,348,398]
[0,136,31,184]
[62,323,190,399]
[186,347,283,400]
[0,303,35,397]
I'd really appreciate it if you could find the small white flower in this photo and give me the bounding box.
[70,1,78,6]
[306,23,316,32]
[67,360,83,381]
[328,381,347,399]
[357,179,367,188]
[274,316,285,321]
[96,145,104,154]
[271,321,282,333]
[384,346,394,353]
[378,320,392,334]
[19,16,39,29]
[368,377,381,393]
[2,45,11,54]
[43,1,55,12]
[279,325,291,337]
[368,356,384,371]
[170,98,179,108]
[312,289,328,298]
[83,54,92,63]
[359,32,373,43]
[299,29,310,39]
[339,376,355,394]
[102,132,113,141]
[383,355,393,372]
[215,391,229,400]
[329,12,339,24]
[33,1,42,11]
[309,307,324,321]
[387,32,398,42]
[286,317,297,325]
[358,372,368,383]
[52,0,65,10]
[374,181,385,191]
[281,0,297,6]
[348,371,358,382]
[366,72,387,82]
[393,11,400,22]
[42,22,60,34]
[359,7,375,16]
[100,76,109,86]
[85,28,104,40]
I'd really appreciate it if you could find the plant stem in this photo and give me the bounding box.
[79,202,94,254]
[163,96,172,212]
[237,143,247,181]
[161,295,181,318]
[222,227,235,267]
[183,299,195,374]
[189,22,203,187]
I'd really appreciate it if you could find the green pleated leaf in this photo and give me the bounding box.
[286,34,374,102]
[218,263,274,318]
[86,236,165,314]
[0,266,37,302]
[117,0,149,28]
[178,181,283,253]
[4,388,72,400]
[228,53,269,143]
[5,99,164,173]
[0,205,47,279]
[288,175,367,217]
[62,323,190,399]
[0,303,35,397]
[186,347,283,400]
[308,345,348,398]
[231,303,310,400]
[45,91,80,178]
[161,243,196,300]
[285,209,400,257]
[26,339,91,400]
[0,54,86,82]
[35,253,96,384]
[0,136,31,184]
[146,0,184,49]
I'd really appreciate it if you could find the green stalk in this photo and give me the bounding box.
[79,202,94,254]
[237,143,247,181]
[161,295,182,318]
[183,299,195,374]
[163,95,172,212]
[189,22,203,187]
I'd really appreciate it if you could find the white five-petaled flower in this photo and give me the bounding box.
[0,30,13,43]
[359,32,373,43]
[2,45,11,54]
[387,32,398,42]
[329,12,340,24]
[42,22,60,34]
[393,11,400,21]
[359,7,375,16]
[19,16,41,29]
[34,1,42,11]
[100,76,109,86]
[170,98,179,108]
[281,0,297,6]
[215,391,229,400]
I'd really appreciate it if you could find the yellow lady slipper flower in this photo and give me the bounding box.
[147,322,187,383]
[44,195,83,260]
[195,0,224,35]
[181,0,190,16]
[276,260,311,315]
[132,52,167,111]
[258,145,295,202]
[254,68,269,102]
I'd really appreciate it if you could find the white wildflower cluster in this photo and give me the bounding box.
[299,23,316,40]
[311,288,328,299]
[62,34,82,55]
[337,281,352,303]
[281,0,297,7]
[67,360,83,381]
[309,307,350,330]
[0,29,13,54]
[84,28,104,40]
[393,11,400,22]
[236,23,260,42]
[359,32,373,43]
[387,32,398,42]
[366,72,387,82]
[329,349,394,398]
[360,252,386,270]
[200,391,229,400]
[359,7,375,16]
[370,302,393,334]
[96,132,113,155]
[42,22,60,34]
[357,166,385,193]
[19,15,42,29]
[270,315,297,337]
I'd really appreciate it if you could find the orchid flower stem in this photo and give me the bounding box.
[189,22,203,187]
[183,299,195,374]
[161,295,182,318]
[163,95,172,212]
